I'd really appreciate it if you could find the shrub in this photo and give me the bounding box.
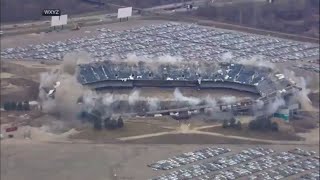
[229,118,236,128]
[236,121,242,130]
[16,102,23,111]
[249,120,257,130]
[104,117,111,129]
[93,118,102,130]
[3,102,10,111]
[23,101,30,111]
[222,120,229,128]
[105,119,118,130]
[271,122,279,132]
[10,102,17,110]
[117,116,124,128]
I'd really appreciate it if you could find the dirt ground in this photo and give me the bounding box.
[1,60,59,81]
[0,60,59,103]
[1,78,39,102]
[70,121,170,142]
[0,110,43,125]
[298,127,320,144]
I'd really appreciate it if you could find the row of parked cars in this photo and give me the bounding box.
[133,23,319,62]
[1,23,319,64]
[289,148,317,157]
[298,171,320,180]
[151,147,274,180]
[196,150,317,180]
[148,147,231,170]
[293,64,320,73]
[151,147,318,180]
[249,158,319,180]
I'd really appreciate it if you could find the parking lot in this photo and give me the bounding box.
[298,171,320,180]
[148,147,231,170]
[1,23,319,65]
[1,142,319,180]
[150,147,319,180]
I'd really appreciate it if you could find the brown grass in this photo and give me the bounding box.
[70,121,168,141]
[123,133,269,144]
[200,125,303,141]
[1,78,39,103]
[0,110,43,125]
[291,118,319,133]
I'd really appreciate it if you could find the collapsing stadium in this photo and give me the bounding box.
[31,22,313,123]
[74,60,302,118]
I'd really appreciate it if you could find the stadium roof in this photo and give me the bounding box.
[78,61,294,97]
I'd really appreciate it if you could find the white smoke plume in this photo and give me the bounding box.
[238,55,275,69]
[173,88,201,106]
[156,55,183,64]
[39,71,60,89]
[283,70,315,111]
[128,89,141,106]
[102,93,115,106]
[221,52,234,62]
[266,96,285,115]
[256,100,265,109]
[204,95,217,108]
[111,53,189,74]
[38,51,91,120]
[147,97,160,111]
[250,99,265,116]
[82,90,100,112]
[220,96,237,104]
[113,53,183,65]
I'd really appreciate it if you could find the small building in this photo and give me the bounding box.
[274,108,290,122]
[274,103,301,122]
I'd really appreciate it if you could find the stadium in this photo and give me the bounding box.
[2,23,313,118]
[76,60,300,116]
[1,3,319,179]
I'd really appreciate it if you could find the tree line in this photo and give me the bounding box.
[222,118,242,130]
[222,116,279,132]
[78,110,124,130]
[93,116,124,130]
[248,116,278,131]
[3,101,30,111]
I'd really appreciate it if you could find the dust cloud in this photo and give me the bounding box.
[173,88,201,106]
[37,50,316,126]
[38,53,223,122]
[283,70,316,111]
[111,53,184,73]
[39,51,91,121]
[221,52,234,62]
[238,55,275,69]
[220,96,237,104]
[266,96,285,115]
